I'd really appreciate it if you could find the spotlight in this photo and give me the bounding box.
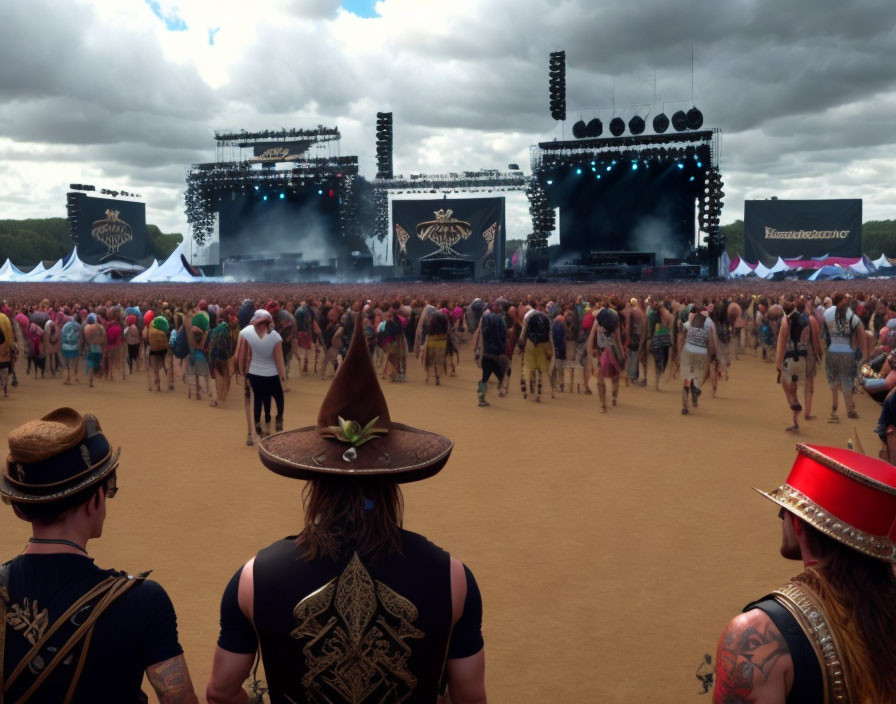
[628,115,645,135]
[677,163,685,170]
[263,195,268,201]
[254,185,259,190]
[279,192,285,199]
[689,176,695,182]
[632,163,638,170]
[546,179,553,185]
[696,162,702,168]
[653,113,669,133]
[318,189,323,195]
[576,168,582,175]
[609,117,625,136]
[606,166,612,172]
[572,120,587,139]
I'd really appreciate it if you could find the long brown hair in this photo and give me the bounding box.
[796,525,896,703]
[298,478,404,563]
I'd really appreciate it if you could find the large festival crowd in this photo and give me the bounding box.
[0,281,894,459]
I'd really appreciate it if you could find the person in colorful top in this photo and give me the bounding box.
[60,314,83,386]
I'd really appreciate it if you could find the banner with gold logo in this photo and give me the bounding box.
[744,199,861,266]
[392,198,505,278]
[69,194,148,264]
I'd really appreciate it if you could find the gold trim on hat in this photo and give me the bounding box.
[755,484,896,563]
[797,443,896,496]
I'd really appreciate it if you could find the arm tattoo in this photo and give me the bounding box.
[714,620,789,703]
[146,654,200,704]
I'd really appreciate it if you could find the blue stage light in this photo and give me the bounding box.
[696,161,703,168]
[254,185,259,190]
[546,179,553,185]
[576,168,582,175]
[591,161,596,166]
[279,193,285,199]
[677,163,685,170]
[596,174,601,179]
[318,189,323,195]
[611,160,617,165]
[591,166,596,172]
[606,166,612,172]
[263,195,268,201]
[689,176,695,182]
[632,162,638,170]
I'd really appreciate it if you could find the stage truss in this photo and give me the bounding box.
[529,128,725,273]
[184,126,362,247]
[371,170,528,243]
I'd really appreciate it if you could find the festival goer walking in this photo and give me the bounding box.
[27,318,46,380]
[44,318,61,378]
[590,305,623,412]
[712,444,896,704]
[474,301,508,406]
[423,307,450,386]
[518,306,553,402]
[776,296,823,433]
[61,314,83,385]
[823,293,867,423]
[208,312,234,406]
[243,309,286,439]
[1,407,200,703]
[680,307,714,415]
[624,298,647,386]
[147,315,171,392]
[82,313,105,388]
[206,319,485,704]
[646,298,675,390]
[104,312,125,382]
[124,314,141,374]
[0,309,13,397]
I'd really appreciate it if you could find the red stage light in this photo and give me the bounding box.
[329,189,335,197]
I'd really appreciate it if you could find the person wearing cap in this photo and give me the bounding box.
[713,444,896,703]
[206,317,486,704]
[0,408,199,703]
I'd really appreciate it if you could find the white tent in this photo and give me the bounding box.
[53,248,98,282]
[143,245,201,282]
[848,260,870,275]
[130,259,159,283]
[0,259,26,282]
[753,262,772,279]
[873,254,893,268]
[21,262,47,281]
[730,258,755,277]
[38,258,66,281]
[768,256,791,276]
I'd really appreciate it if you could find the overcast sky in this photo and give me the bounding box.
[2,0,895,255]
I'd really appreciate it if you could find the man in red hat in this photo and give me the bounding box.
[1,408,199,703]
[206,316,486,704]
[713,444,896,703]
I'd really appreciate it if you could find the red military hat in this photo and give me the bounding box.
[756,444,896,562]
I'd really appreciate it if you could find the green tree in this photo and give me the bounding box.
[721,220,744,257]
[862,220,896,258]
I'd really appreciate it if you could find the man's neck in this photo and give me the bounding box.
[26,524,91,556]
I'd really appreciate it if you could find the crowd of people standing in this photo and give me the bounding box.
[0,286,894,462]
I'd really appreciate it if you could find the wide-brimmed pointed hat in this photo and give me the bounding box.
[755,443,896,562]
[2,408,120,504]
[258,314,453,483]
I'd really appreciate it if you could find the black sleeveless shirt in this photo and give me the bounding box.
[252,530,453,704]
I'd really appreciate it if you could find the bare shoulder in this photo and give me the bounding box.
[713,609,791,704]
[449,556,466,626]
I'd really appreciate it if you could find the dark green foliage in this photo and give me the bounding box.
[0,218,182,266]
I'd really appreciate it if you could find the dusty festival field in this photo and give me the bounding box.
[0,345,884,702]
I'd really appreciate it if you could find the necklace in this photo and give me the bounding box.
[28,537,88,554]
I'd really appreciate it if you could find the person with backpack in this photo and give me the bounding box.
[147,315,171,393]
[823,293,868,423]
[208,313,234,406]
[776,295,824,433]
[60,314,83,386]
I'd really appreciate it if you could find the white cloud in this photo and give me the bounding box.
[1,0,896,248]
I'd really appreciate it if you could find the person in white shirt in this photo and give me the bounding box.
[239,310,287,441]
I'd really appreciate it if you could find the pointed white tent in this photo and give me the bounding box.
[0,259,26,282]
[848,260,870,275]
[38,258,66,281]
[768,257,791,275]
[753,262,772,279]
[21,262,47,281]
[130,259,159,283]
[730,258,755,277]
[873,254,893,268]
[54,248,98,282]
[144,245,200,282]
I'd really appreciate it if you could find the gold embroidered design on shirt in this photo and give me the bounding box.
[7,597,49,645]
[291,552,424,703]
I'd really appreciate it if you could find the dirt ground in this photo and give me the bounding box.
[0,347,883,702]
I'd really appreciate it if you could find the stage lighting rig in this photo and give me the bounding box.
[375,111,393,179]
[609,117,625,137]
[653,113,669,133]
[628,115,645,135]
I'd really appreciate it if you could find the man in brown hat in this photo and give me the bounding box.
[206,316,486,704]
[1,408,199,704]
[712,444,896,703]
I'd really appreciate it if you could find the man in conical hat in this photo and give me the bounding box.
[713,444,896,703]
[206,315,486,704]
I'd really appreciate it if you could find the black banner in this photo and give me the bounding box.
[744,199,861,265]
[392,198,505,278]
[69,193,147,264]
[250,141,313,162]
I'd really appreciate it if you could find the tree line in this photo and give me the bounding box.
[0,218,183,267]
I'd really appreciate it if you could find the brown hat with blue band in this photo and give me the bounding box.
[1,407,120,504]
